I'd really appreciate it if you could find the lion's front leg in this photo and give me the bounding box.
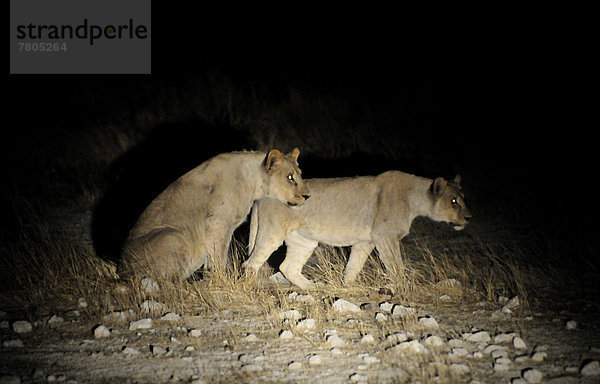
[371,230,407,280]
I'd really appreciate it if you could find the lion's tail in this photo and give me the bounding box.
[248,201,259,256]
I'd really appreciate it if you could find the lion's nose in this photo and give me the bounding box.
[302,194,311,200]
[464,214,472,222]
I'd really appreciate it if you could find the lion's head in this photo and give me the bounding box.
[263,148,311,207]
[429,175,472,230]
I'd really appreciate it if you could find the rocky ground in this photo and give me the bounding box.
[1,277,600,384]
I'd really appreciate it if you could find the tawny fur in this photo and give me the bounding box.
[243,171,471,289]
[118,149,310,281]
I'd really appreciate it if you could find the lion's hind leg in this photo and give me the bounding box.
[119,227,191,281]
[343,242,375,285]
[279,232,318,290]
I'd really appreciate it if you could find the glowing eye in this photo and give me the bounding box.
[451,198,458,206]
[288,174,294,181]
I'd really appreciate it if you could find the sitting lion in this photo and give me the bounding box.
[243,171,471,289]
[118,149,310,281]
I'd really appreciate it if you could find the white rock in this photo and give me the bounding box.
[513,336,527,350]
[296,318,316,331]
[392,305,416,317]
[2,339,24,347]
[140,300,168,315]
[387,332,409,344]
[349,373,367,382]
[375,312,388,322]
[449,347,469,357]
[531,352,547,362]
[129,318,152,331]
[522,368,543,383]
[160,312,181,321]
[379,302,394,312]
[295,294,316,304]
[392,340,429,354]
[308,354,322,365]
[47,315,64,327]
[332,298,360,313]
[93,325,111,339]
[279,309,302,321]
[361,334,375,344]
[140,277,160,296]
[439,294,451,301]
[581,360,600,376]
[448,338,464,348]
[330,347,343,355]
[494,332,516,343]
[466,331,491,343]
[279,330,294,339]
[244,333,258,342]
[151,345,167,356]
[189,329,202,337]
[327,334,345,347]
[450,363,470,375]
[418,316,439,330]
[288,361,302,370]
[506,296,520,309]
[122,346,140,355]
[565,320,577,330]
[12,320,32,333]
[270,272,291,285]
[423,335,445,347]
[483,344,504,355]
[77,297,88,308]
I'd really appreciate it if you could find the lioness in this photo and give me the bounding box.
[118,149,310,281]
[243,171,471,289]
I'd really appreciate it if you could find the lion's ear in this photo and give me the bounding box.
[264,149,284,173]
[287,147,300,164]
[430,177,447,196]
[453,174,462,188]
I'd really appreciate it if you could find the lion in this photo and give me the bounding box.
[243,171,471,289]
[118,148,310,281]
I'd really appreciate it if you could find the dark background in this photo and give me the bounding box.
[3,10,597,278]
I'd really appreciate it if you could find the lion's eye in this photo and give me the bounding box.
[288,174,294,181]
[451,198,458,206]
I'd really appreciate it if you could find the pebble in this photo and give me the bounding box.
[375,312,388,321]
[332,298,360,313]
[466,331,491,343]
[129,318,152,331]
[450,347,469,357]
[391,340,429,354]
[140,300,168,315]
[494,357,512,372]
[448,338,464,348]
[189,329,202,337]
[494,332,516,343]
[244,333,258,342]
[581,360,600,376]
[77,297,88,308]
[2,339,24,347]
[418,316,439,330]
[363,355,380,364]
[450,363,470,375]
[531,351,547,362]
[160,312,181,321]
[423,335,445,347]
[379,302,394,312]
[295,294,316,304]
[483,344,504,355]
[140,277,160,296]
[288,361,302,370]
[151,345,167,356]
[93,325,111,339]
[522,368,543,383]
[387,332,409,344]
[279,330,294,339]
[349,373,367,382]
[47,315,64,327]
[565,320,577,330]
[12,320,32,334]
[296,318,316,331]
[392,305,415,317]
[122,346,140,355]
[330,347,343,355]
[360,334,375,344]
[279,309,302,321]
[308,354,322,365]
[327,334,345,347]
[513,336,527,350]
[241,364,261,373]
